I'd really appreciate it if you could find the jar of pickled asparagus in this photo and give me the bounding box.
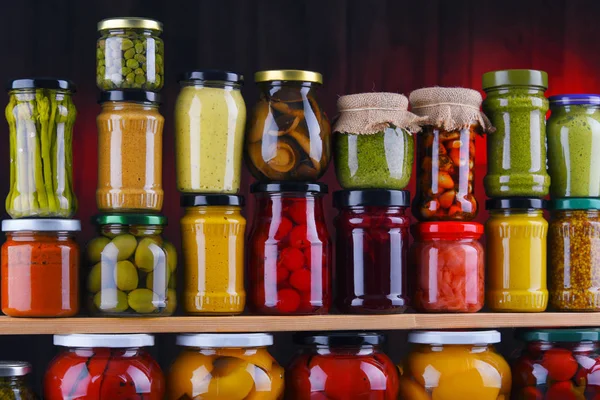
[5,78,77,218]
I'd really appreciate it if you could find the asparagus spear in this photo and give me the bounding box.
[63,96,77,214]
[24,101,41,213]
[5,95,17,214]
[15,102,31,215]
[34,90,50,213]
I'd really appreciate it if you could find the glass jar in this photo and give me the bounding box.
[513,329,600,399]
[334,190,410,314]
[286,332,399,399]
[399,331,510,400]
[168,333,284,400]
[482,69,551,197]
[549,199,600,311]
[0,362,36,399]
[44,334,164,399]
[1,219,80,317]
[180,195,246,315]
[413,123,480,221]
[411,222,484,312]
[85,214,176,317]
[245,70,331,181]
[5,78,77,218]
[486,198,548,312]
[96,91,164,212]
[548,95,600,197]
[175,71,246,193]
[96,18,164,91]
[248,182,331,315]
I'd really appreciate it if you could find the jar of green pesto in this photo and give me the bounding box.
[482,70,551,197]
[0,361,36,399]
[333,93,423,189]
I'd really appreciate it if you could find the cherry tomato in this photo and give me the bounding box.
[290,225,310,248]
[290,269,312,292]
[276,288,301,313]
[545,381,578,400]
[277,267,290,283]
[279,247,305,271]
[274,217,293,240]
[542,348,578,381]
[287,198,307,225]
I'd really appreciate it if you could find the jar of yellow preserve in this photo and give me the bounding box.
[399,330,511,400]
[180,195,246,315]
[486,198,548,312]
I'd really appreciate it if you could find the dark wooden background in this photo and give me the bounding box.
[1,0,600,395]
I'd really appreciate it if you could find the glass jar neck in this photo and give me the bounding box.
[101,28,161,37]
[101,101,159,111]
[180,80,241,90]
[554,209,600,218]
[100,224,164,236]
[0,375,28,387]
[184,206,242,215]
[551,103,600,114]
[6,231,75,241]
[312,344,379,356]
[527,340,599,353]
[68,347,143,357]
[490,209,544,217]
[425,343,491,352]
[484,86,546,96]
[256,192,323,200]
[342,205,407,214]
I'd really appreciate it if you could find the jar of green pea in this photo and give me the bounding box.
[96,17,164,91]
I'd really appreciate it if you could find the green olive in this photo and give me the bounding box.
[93,288,128,313]
[164,241,177,274]
[110,234,137,261]
[135,238,164,273]
[87,263,102,293]
[86,237,111,263]
[166,289,177,315]
[128,289,158,313]
[114,260,139,291]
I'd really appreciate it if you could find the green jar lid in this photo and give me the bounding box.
[95,214,167,226]
[518,329,600,342]
[551,198,600,210]
[482,69,548,90]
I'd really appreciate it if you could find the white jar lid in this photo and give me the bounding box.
[2,219,81,232]
[176,333,273,348]
[54,334,154,348]
[408,330,501,345]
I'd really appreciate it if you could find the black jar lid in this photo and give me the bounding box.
[485,198,546,210]
[7,77,76,92]
[294,332,384,347]
[99,90,161,104]
[181,195,244,207]
[250,182,328,194]
[178,70,243,84]
[334,190,410,208]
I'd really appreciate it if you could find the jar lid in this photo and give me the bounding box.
[254,70,323,84]
[54,334,155,348]
[178,70,243,84]
[416,222,484,239]
[333,190,410,208]
[251,182,328,194]
[176,333,273,348]
[294,332,384,347]
[7,78,76,93]
[97,17,163,32]
[95,214,167,226]
[409,330,501,345]
[181,195,244,207]
[2,219,81,232]
[549,94,600,106]
[0,362,31,377]
[551,198,600,210]
[486,198,546,210]
[99,90,161,104]
[518,329,600,343]
[482,69,548,90]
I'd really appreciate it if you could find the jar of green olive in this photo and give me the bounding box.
[85,214,177,317]
[96,18,164,91]
[549,198,600,311]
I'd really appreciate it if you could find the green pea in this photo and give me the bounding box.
[128,289,158,313]
[134,53,146,63]
[134,238,163,272]
[132,82,142,89]
[126,72,135,84]
[98,39,106,49]
[123,48,135,60]
[94,288,128,313]
[135,74,146,84]
[126,59,139,69]
[121,67,132,76]
[155,54,163,65]
[135,42,144,54]
[134,68,144,75]
[96,48,104,59]
[154,74,161,88]
[121,38,134,50]
[98,58,105,67]
[86,237,110,263]
[142,63,147,72]
[96,75,104,87]
[164,241,177,274]
[110,234,138,261]
[114,260,139,291]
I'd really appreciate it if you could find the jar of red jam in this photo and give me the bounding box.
[411,222,484,312]
[286,332,399,399]
[44,334,164,399]
[334,190,410,314]
[248,182,331,315]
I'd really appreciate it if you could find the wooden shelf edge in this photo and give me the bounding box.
[0,313,598,335]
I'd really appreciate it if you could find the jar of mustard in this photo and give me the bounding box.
[175,71,246,193]
[180,195,246,315]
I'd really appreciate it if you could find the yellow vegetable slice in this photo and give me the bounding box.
[203,357,254,400]
[398,376,431,400]
[432,368,500,400]
[167,351,214,399]
[216,349,275,373]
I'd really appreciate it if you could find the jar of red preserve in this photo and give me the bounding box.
[44,334,164,399]
[513,329,600,399]
[411,222,484,312]
[248,182,331,315]
[334,189,410,314]
[286,332,399,399]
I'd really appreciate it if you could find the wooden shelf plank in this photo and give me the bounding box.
[0,313,597,335]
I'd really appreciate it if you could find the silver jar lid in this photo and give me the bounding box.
[2,219,81,232]
[54,334,154,348]
[176,333,273,348]
[0,361,32,377]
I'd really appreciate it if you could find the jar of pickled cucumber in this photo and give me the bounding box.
[85,214,176,317]
[96,18,164,91]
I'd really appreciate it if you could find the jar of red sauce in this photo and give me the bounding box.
[286,332,399,399]
[411,222,484,312]
[44,334,164,399]
[334,189,410,314]
[248,182,331,315]
[1,219,80,317]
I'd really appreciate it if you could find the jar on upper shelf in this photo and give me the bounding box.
[245,70,331,181]
[96,17,164,91]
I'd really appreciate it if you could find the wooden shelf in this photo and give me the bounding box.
[0,313,597,335]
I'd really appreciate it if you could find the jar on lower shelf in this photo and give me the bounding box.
[0,362,35,399]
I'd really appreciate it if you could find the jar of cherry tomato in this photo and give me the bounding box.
[411,222,484,312]
[513,329,600,399]
[248,182,331,315]
[44,334,164,399]
[286,332,399,399]
[334,189,410,314]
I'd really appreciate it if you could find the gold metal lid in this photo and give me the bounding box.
[97,18,163,32]
[254,70,323,84]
